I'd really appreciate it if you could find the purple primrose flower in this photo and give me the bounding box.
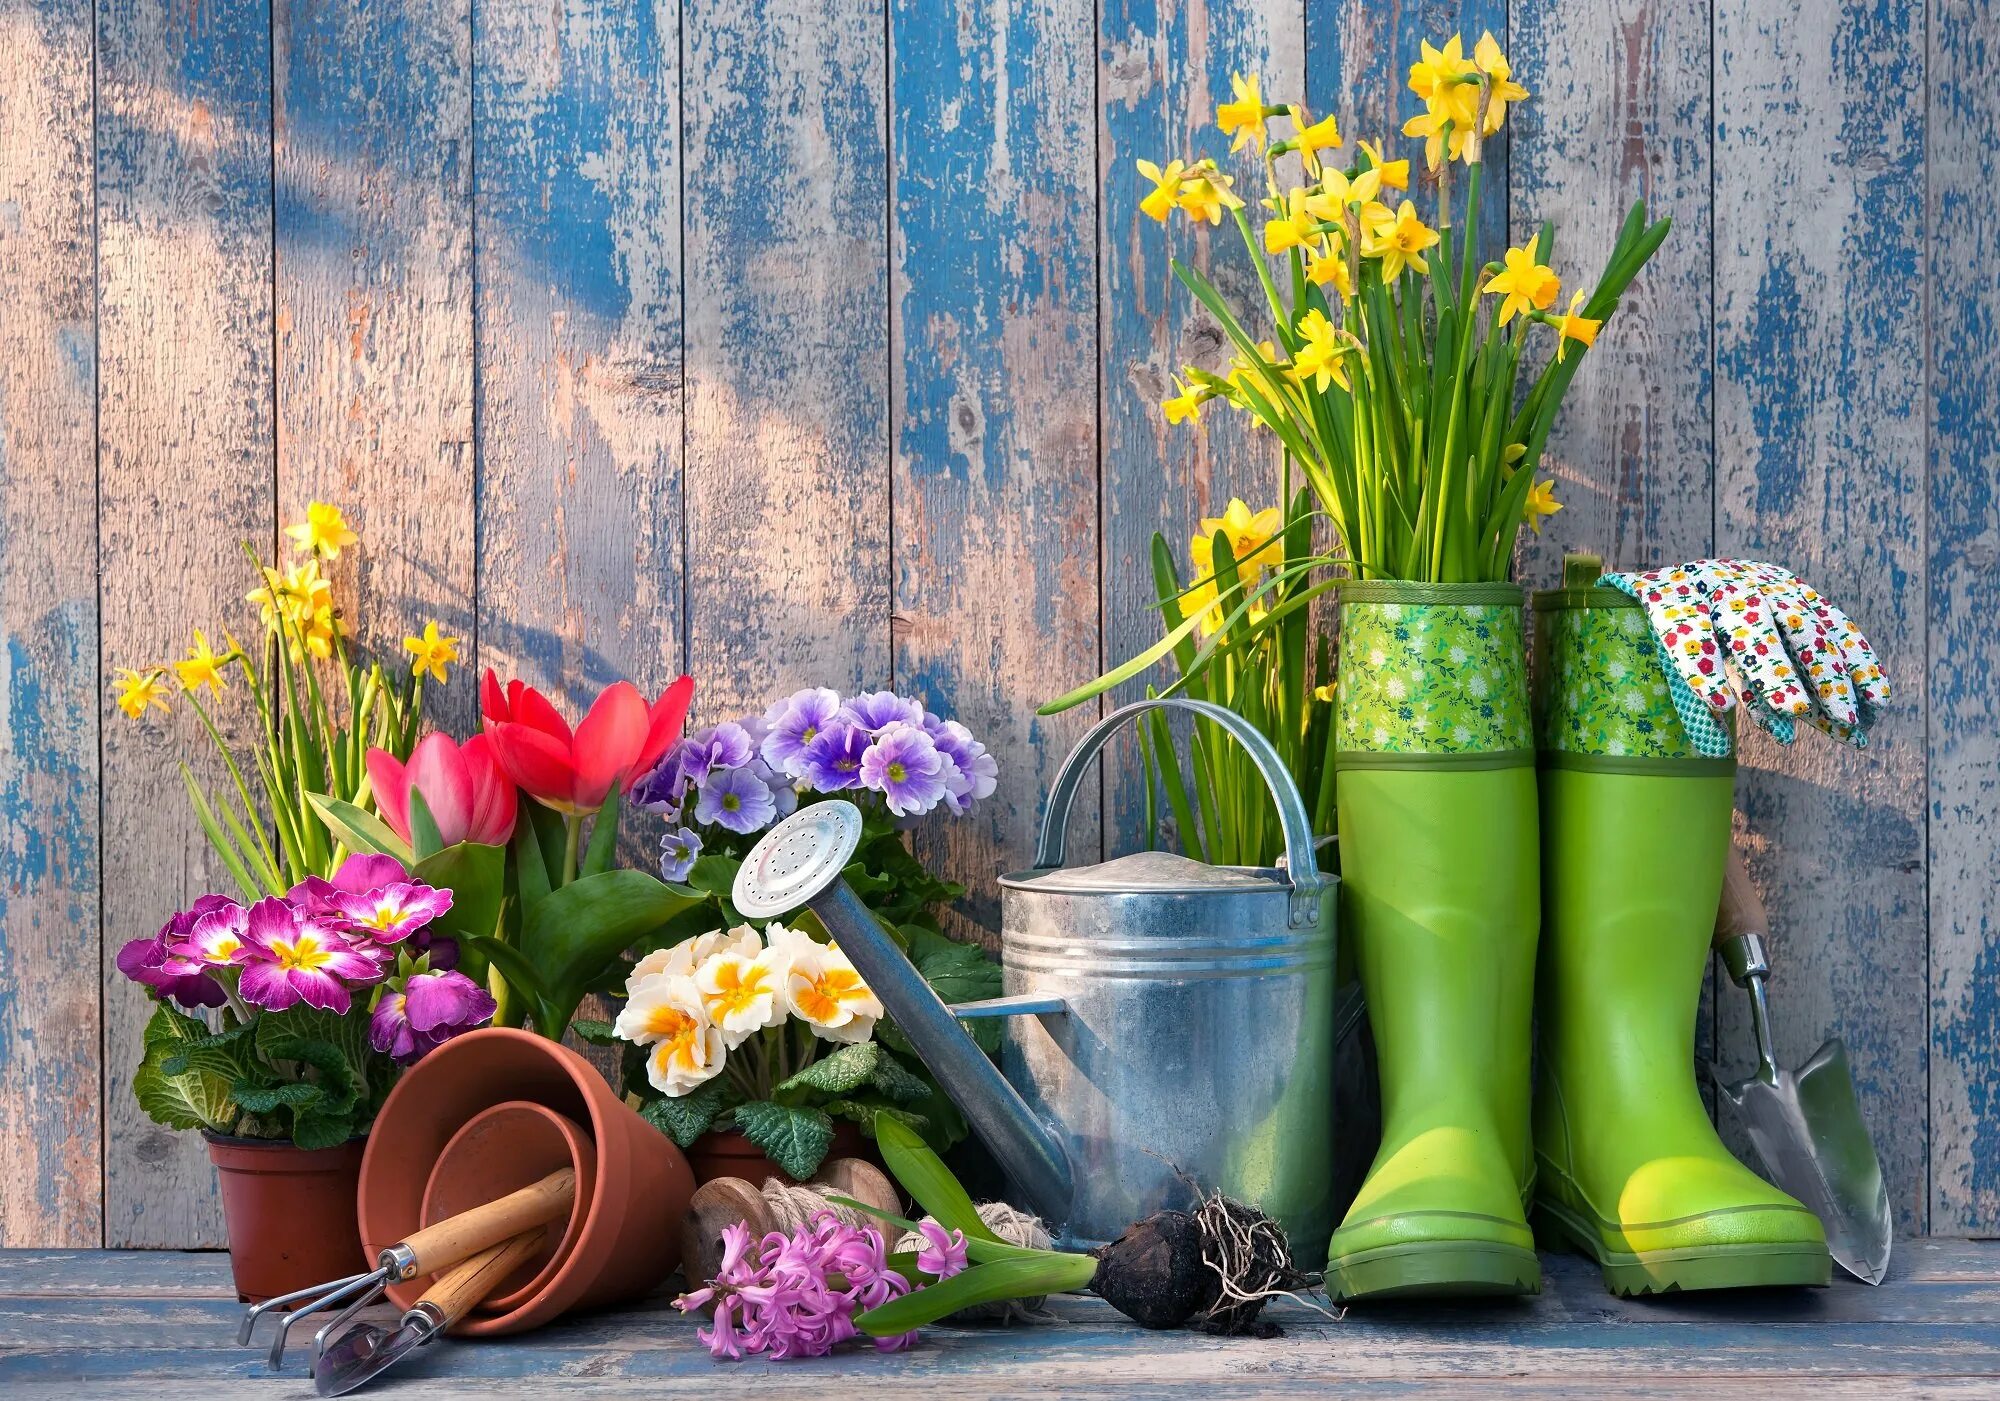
[695,764,777,834]
[797,721,870,792]
[370,968,497,1064]
[288,852,411,915]
[838,690,924,736]
[859,722,950,817]
[659,826,704,883]
[116,893,236,1010]
[325,881,455,945]
[760,686,842,778]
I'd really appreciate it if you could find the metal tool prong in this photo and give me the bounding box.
[240,1270,376,1348]
[310,1272,394,1371]
[265,1270,387,1370]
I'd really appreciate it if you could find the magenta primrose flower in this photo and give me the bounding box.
[325,882,454,944]
[231,897,384,1015]
[115,894,234,1010]
[288,852,411,916]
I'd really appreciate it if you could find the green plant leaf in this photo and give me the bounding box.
[638,1077,735,1148]
[685,853,743,899]
[775,1041,878,1098]
[306,791,413,864]
[569,1017,620,1048]
[853,1254,1100,1336]
[826,1096,928,1136]
[231,1080,323,1114]
[581,786,622,878]
[132,1004,237,1133]
[412,840,507,981]
[407,787,445,863]
[468,935,561,1036]
[519,869,705,1028]
[871,1112,1001,1244]
[510,809,553,920]
[180,767,263,903]
[867,1052,933,1105]
[733,1100,836,1182]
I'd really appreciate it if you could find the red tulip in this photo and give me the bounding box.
[367,732,519,849]
[480,669,694,813]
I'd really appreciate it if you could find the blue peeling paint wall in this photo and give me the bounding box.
[1,0,1996,1245]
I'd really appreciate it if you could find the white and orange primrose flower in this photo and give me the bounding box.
[616,972,727,1097]
[785,938,885,1045]
[695,941,791,1048]
[624,924,760,998]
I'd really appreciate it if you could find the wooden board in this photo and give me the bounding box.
[681,0,891,722]
[1711,0,1930,1235]
[1927,0,2000,1235]
[473,0,686,716]
[0,0,100,1249]
[3,1246,2000,1397]
[94,0,276,1249]
[274,0,478,737]
[1097,0,1302,852]
[890,0,1101,940]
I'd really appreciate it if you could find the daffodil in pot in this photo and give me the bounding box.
[1082,35,1670,1300]
[110,503,500,1301]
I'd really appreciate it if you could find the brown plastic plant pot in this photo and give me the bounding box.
[686,1121,870,1187]
[203,1131,368,1305]
[420,1100,597,1320]
[357,1027,694,1336]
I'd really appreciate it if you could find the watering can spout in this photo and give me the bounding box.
[731,804,1075,1227]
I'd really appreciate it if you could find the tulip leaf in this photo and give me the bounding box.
[407,787,445,863]
[510,816,552,921]
[307,791,413,865]
[413,840,507,982]
[468,935,561,1036]
[852,1253,1100,1337]
[581,787,622,878]
[520,869,705,1023]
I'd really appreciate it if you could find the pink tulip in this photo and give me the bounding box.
[367,732,518,849]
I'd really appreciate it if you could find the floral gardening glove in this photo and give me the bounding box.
[1598,559,1890,758]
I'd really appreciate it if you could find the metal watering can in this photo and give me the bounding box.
[732,698,1339,1263]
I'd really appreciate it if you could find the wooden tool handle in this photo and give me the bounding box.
[418,1229,546,1330]
[1714,845,1771,948]
[402,1167,574,1276]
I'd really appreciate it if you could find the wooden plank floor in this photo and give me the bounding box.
[1,1243,1996,1397]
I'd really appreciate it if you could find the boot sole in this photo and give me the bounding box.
[1534,1201,1831,1296]
[1326,1239,1543,1301]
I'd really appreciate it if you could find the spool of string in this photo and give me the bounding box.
[755,1179,1057,1324]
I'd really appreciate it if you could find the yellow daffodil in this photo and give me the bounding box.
[1288,108,1343,173]
[1137,158,1186,222]
[1357,138,1410,191]
[1307,247,1354,296]
[1362,201,1441,280]
[1201,499,1284,581]
[1161,377,1205,426]
[1288,308,1350,392]
[284,501,359,560]
[1401,108,1468,173]
[403,620,460,684]
[114,667,171,719]
[1472,31,1530,134]
[247,559,333,632]
[1408,35,1479,131]
[1216,72,1270,152]
[173,629,228,695]
[1317,166,1386,215]
[1225,341,1280,402]
[1554,289,1602,361]
[1484,243,1561,324]
[1263,187,1320,254]
[1524,479,1564,533]
[1175,164,1243,224]
[1313,682,1337,703]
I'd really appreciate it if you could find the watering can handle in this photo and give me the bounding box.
[1035,698,1326,924]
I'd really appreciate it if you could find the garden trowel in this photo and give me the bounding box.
[1710,848,1892,1285]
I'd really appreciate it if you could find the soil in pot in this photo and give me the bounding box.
[204,1132,367,1305]
[686,1121,870,1187]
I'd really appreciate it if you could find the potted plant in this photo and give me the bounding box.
[110,503,500,1300]
[587,687,1004,1181]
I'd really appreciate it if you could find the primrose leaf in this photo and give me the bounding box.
[639,1078,735,1149]
[775,1042,879,1098]
[867,1052,933,1105]
[733,1100,836,1182]
[132,1004,237,1133]
[569,1018,620,1049]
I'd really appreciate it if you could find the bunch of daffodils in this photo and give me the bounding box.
[606,921,967,1181]
[1142,34,1669,583]
[113,502,457,901]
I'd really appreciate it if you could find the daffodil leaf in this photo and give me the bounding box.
[733,1100,835,1182]
[307,791,413,865]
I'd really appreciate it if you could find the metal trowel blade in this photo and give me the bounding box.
[314,1317,432,1397]
[1713,1037,1893,1286]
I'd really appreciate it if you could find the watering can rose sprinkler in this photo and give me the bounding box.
[732,697,1341,1270]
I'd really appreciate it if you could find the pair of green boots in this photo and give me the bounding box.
[1323,578,1829,1299]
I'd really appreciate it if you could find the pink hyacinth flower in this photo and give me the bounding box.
[914,1220,969,1280]
[231,897,382,1014]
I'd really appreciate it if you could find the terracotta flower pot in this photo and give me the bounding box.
[686,1121,869,1187]
[203,1132,368,1305]
[358,1027,693,1336]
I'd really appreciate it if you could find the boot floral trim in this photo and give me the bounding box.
[1335,592,1531,760]
[1532,594,1709,760]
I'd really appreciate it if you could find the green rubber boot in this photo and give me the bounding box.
[1325,582,1542,1301]
[1531,580,1830,1296]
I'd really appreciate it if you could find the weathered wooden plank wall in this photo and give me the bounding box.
[1,0,1993,1246]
